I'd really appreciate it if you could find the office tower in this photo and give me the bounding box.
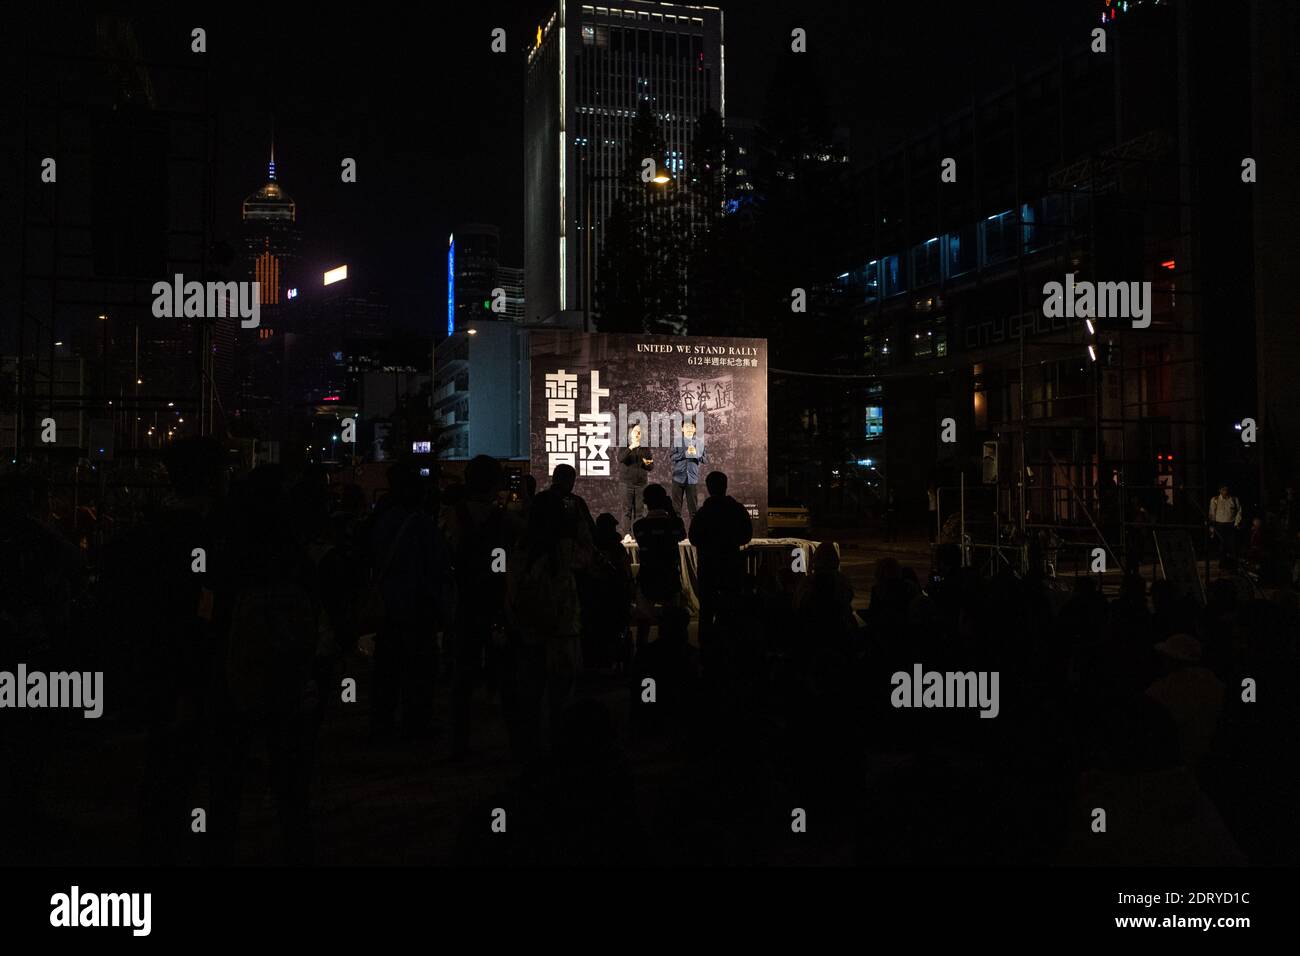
[448,224,499,334]
[524,1,723,326]
[447,224,527,332]
[433,322,529,461]
[241,142,302,307]
[495,265,526,322]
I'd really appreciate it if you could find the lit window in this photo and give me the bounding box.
[865,406,884,439]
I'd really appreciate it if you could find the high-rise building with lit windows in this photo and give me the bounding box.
[241,143,301,307]
[524,1,723,325]
[447,224,526,335]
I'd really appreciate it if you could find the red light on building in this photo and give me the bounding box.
[1160,260,1176,270]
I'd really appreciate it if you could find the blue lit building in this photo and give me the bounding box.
[829,0,1261,548]
[446,223,524,336]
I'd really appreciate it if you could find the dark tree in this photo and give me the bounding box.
[595,101,691,335]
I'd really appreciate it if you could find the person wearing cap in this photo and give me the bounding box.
[1144,633,1224,769]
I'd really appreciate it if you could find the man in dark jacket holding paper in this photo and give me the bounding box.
[619,424,654,531]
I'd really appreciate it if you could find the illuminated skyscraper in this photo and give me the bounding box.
[446,224,526,334]
[241,141,301,306]
[524,1,724,324]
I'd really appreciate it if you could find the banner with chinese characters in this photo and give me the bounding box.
[530,330,768,533]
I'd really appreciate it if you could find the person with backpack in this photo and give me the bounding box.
[632,483,687,650]
[0,474,85,863]
[535,463,598,543]
[211,465,322,864]
[121,437,228,864]
[367,464,453,741]
[586,513,635,670]
[688,471,753,677]
[507,490,589,761]
[445,456,521,760]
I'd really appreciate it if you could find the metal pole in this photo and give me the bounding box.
[134,324,139,455]
[935,488,942,543]
[585,178,592,334]
[960,471,967,567]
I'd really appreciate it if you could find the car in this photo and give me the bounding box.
[768,497,811,532]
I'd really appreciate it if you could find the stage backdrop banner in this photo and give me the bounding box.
[529,330,768,534]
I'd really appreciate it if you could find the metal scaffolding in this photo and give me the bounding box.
[10,20,217,476]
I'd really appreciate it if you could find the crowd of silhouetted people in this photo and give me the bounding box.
[1,441,1298,866]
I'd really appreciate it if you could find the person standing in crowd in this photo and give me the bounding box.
[368,464,453,741]
[619,424,654,533]
[883,488,898,543]
[927,482,939,543]
[1208,484,1243,561]
[1280,484,1300,537]
[211,465,322,864]
[795,542,858,642]
[632,483,687,650]
[688,471,752,674]
[1145,633,1225,770]
[111,437,226,864]
[507,490,587,760]
[590,513,635,670]
[444,455,519,760]
[0,473,86,863]
[670,418,706,519]
[536,463,597,542]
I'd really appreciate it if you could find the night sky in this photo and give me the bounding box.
[22,1,1097,332]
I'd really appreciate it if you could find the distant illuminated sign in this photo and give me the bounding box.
[447,235,455,336]
[323,265,348,286]
[412,440,432,454]
[287,287,298,299]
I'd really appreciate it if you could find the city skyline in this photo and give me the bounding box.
[2,0,1298,926]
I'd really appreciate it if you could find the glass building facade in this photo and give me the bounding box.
[524,1,723,324]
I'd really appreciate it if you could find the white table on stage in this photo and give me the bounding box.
[622,537,837,614]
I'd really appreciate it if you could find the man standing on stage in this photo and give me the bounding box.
[619,424,654,532]
[671,418,706,518]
